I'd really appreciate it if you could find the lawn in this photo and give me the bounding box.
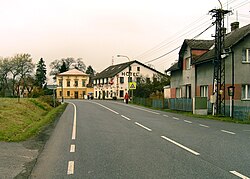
[0,98,67,142]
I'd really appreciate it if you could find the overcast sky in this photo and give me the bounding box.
[0,0,249,82]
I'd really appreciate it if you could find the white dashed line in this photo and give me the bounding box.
[161,136,200,156]
[163,115,169,117]
[67,161,74,175]
[135,122,152,131]
[221,130,236,135]
[92,102,119,115]
[173,117,180,120]
[199,124,209,128]
[230,171,250,179]
[184,120,192,124]
[70,145,75,153]
[121,115,131,121]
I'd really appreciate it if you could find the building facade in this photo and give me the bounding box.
[167,22,250,119]
[92,60,164,100]
[56,69,93,99]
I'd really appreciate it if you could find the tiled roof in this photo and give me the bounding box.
[92,60,164,79]
[167,39,214,72]
[57,69,88,76]
[184,39,214,50]
[166,63,179,72]
[195,23,250,64]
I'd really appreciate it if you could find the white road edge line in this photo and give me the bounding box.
[70,144,75,153]
[135,122,152,131]
[121,115,131,121]
[221,130,236,135]
[68,102,77,140]
[173,117,179,120]
[199,124,209,128]
[184,120,192,124]
[92,102,119,115]
[67,161,74,175]
[230,171,250,179]
[161,136,200,156]
[163,115,169,117]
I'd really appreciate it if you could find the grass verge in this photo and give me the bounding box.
[0,98,67,142]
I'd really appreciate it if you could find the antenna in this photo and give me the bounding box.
[112,56,114,65]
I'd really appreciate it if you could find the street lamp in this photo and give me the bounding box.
[117,55,131,97]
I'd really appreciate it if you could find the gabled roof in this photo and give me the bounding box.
[92,60,164,79]
[167,39,213,72]
[179,39,214,57]
[166,62,179,72]
[57,69,88,76]
[195,23,250,64]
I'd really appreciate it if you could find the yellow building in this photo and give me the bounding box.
[56,69,93,99]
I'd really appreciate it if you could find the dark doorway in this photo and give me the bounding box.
[75,91,79,99]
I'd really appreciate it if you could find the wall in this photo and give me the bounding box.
[93,62,163,99]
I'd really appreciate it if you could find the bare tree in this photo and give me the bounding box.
[50,57,86,80]
[9,54,35,96]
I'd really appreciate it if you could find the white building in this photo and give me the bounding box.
[92,60,165,99]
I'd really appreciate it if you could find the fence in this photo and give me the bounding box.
[132,97,249,120]
[132,97,192,112]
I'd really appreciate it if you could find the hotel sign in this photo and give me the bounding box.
[121,72,140,77]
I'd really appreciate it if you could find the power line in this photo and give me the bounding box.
[145,23,214,64]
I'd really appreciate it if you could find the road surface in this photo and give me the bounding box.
[30,100,250,179]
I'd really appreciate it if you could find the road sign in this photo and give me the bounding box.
[129,82,136,90]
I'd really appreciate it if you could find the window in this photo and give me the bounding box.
[119,90,124,98]
[242,84,250,100]
[67,80,70,87]
[59,80,62,87]
[59,91,62,96]
[74,80,78,87]
[106,91,109,98]
[186,85,191,98]
[128,77,132,83]
[186,58,191,70]
[67,91,70,97]
[120,77,124,83]
[146,78,150,83]
[82,80,85,87]
[137,67,140,71]
[242,49,250,63]
[200,85,208,97]
[176,88,182,98]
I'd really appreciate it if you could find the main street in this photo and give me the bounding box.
[30,100,250,179]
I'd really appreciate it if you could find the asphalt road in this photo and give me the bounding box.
[30,100,250,179]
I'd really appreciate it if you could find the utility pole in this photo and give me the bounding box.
[210,8,231,115]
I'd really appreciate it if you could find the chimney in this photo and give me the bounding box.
[231,22,239,32]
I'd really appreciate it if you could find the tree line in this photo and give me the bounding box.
[0,54,95,97]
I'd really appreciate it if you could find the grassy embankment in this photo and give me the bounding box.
[0,98,67,142]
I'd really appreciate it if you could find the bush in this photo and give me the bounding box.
[38,95,60,107]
